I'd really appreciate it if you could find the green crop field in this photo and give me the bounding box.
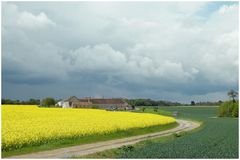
[84,106,238,158]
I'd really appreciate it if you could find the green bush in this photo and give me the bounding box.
[219,101,238,117]
[232,103,238,117]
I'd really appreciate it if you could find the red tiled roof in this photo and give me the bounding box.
[80,98,125,104]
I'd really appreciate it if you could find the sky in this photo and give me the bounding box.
[2,1,239,103]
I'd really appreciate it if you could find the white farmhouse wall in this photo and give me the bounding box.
[63,102,70,108]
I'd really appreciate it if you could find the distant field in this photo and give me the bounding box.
[85,106,239,158]
[2,105,176,157]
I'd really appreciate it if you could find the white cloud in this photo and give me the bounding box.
[2,2,239,100]
[61,44,194,85]
[17,12,55,29]
[172,2,207,15]
[3,3,55,30]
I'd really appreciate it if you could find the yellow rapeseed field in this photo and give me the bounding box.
[2,105,175,150]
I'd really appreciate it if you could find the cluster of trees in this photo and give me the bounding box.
[126,99,182,107]
[2,99,40,105]
[219,101,238,117]
[219,90,238,117]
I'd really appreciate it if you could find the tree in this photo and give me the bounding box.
[228,90,238,102]
[142,107,146,112]
[219,100,238,117]
[191,101,195,106]
[41,97,55,107]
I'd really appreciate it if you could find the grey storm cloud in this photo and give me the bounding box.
[2,2,239,102]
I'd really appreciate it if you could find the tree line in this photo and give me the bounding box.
[125,99,183,107]
[2,97,57,107]
[191,101,223,106]
[2,97,225,107]
[125,99,223,106]
[2,98,41,105]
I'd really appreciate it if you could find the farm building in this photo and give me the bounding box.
[57,96,132,110]
[56,100,64,107]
